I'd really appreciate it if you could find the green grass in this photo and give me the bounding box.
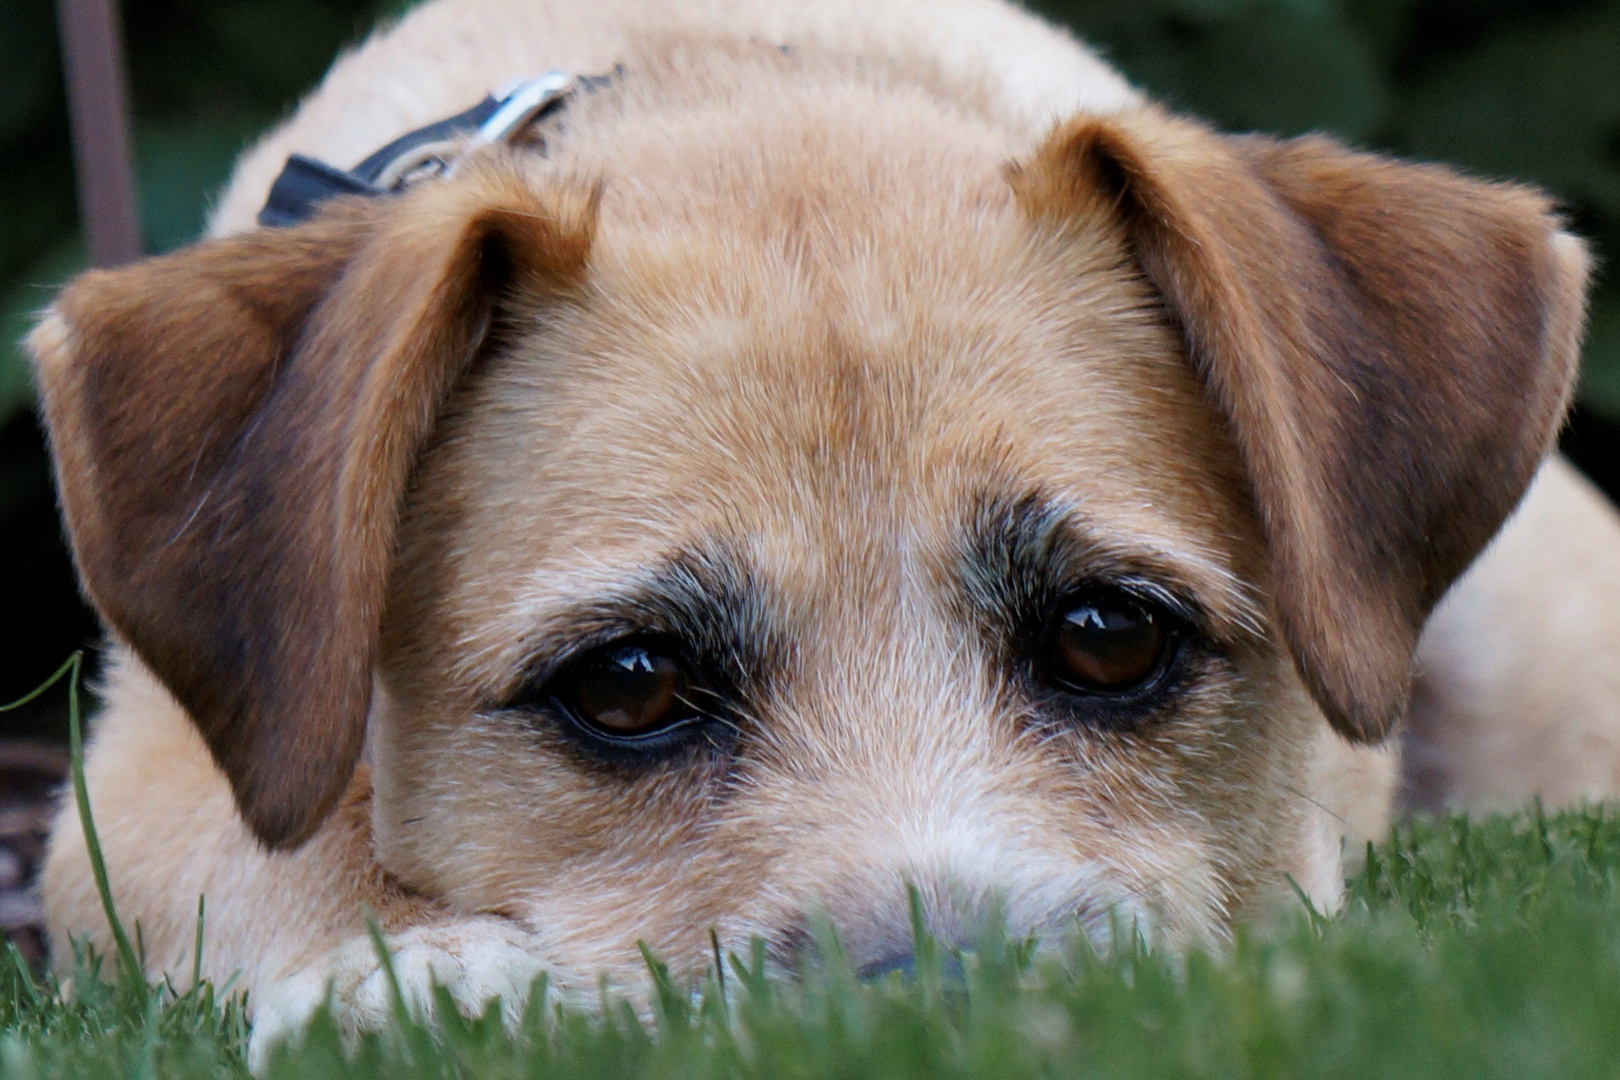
[1,809,1618,1078]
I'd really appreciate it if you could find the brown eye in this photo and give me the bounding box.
[561,641,698,738]
[1048,594,1174,694]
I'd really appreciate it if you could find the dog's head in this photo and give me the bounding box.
[29,92,1587,980]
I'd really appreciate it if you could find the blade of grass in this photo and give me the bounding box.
[8,945,42,1011]
[133,989,162,1080]
[0,653,80,713]
[1,653,143,985]
[710,927,726,1003]
[362,913,444,1066]
[65,653,144,985]
[190,894,206,991]
[363,916,408,1026]
[1284,873,1329,936]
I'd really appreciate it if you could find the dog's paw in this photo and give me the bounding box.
[246,917,547,1069]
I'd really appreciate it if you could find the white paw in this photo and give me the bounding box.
[246,917,547,1070]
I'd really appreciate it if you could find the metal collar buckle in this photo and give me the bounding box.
[257,71,576,228]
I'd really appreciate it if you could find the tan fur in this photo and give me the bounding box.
[28,0,1614,1062]
[1406,456,1620,811]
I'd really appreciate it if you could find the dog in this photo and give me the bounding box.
[29,0,1620,1060]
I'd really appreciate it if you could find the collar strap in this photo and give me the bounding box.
[258,71,592,228]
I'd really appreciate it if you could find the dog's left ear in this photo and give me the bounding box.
[29,158,598,847]
[1010,108,1591,744]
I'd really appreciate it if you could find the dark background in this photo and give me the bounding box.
[2,0,1618,740]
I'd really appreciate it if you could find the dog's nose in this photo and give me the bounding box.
[855,949,968,981]
[773,922,976,980]
[770,882,990,978]
[856,950,914,979]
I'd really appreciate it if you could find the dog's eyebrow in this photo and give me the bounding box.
[958,491,1264,644]
[499,541,786,701]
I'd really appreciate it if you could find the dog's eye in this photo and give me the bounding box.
[556,640,700,739]
[1045,592,1177,695]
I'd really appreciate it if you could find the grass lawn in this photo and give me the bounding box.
[3,807,1620,1078]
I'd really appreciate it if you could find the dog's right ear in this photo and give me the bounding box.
[28,157,598,848]
[1010,108,1589,747]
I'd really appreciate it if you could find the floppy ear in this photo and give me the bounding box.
[1010,108,1590,743]
[28,157,597,847]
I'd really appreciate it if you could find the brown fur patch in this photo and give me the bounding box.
[1008,107,1591,741]
[29,155,599,846]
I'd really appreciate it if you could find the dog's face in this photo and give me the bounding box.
[29,79,1588,986]
[373,142,1297,976]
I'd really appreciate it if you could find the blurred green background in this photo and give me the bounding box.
[2,0,1618,735]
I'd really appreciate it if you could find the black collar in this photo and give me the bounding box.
[258,70,615,228]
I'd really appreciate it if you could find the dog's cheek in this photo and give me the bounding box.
[368,693,741,919]
[1040,646,1329,932]
[1181,649,1349,919]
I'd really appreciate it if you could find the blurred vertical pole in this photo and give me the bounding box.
[55,0,141,267]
